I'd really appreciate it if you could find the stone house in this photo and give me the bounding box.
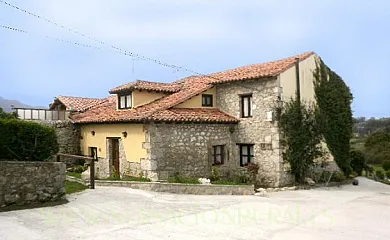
[61,52,336,187]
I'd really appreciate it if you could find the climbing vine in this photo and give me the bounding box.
[277,99,324,183]
[314,59,353,175]
[277,58,353,183]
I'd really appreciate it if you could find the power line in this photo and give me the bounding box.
[0,24,102,50]
[0,0,207,77]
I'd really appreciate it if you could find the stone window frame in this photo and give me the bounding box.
[118,93,132,109]
[240,94,253,118]
[212,145,225,165]
[202,94,213,107]
[237,144,254,166]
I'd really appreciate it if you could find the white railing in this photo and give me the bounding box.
[14,108,71,120]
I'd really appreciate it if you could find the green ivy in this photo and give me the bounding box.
[314,59,353,175]
[278,99,324,183]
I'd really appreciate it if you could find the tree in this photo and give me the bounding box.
[0,107,18,119]
[364,131,390,164]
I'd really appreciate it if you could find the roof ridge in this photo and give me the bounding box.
[58,95,104,100]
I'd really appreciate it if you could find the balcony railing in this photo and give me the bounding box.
[14,108,71,120]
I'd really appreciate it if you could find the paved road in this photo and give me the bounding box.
[0,177,389,240]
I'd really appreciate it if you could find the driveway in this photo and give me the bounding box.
[0,177,389,240]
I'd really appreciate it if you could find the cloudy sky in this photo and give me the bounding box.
[0,0,389,117]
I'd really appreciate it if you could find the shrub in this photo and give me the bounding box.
[74,165,87,173]
[375,169,385,180]
[350,150,366,176]
[331,172,346,182]
[386,170,390,179]
[246,162,259,183]
[122,176,151,182]
[382,161,390,171]
[210,166,221,181]
[0,119,58,161]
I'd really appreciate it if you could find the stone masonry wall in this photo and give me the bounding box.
[37,120,81,166]
[144,123,237,180]
[0,161,66,208]
[216,78,291,187]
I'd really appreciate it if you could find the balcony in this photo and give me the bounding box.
[14,108,71,121]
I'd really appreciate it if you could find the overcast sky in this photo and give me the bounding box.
[0,0,389,117]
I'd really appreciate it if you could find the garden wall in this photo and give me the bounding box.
[0,161,66,208]
[95,180,254,195]
[38,120,81,166]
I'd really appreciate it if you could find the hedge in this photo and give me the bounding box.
[0,119,58,161]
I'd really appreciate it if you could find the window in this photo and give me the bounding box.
[202,94,213,107]
[118,94,132,109]
[239,144,254,166]
[212,145,224,165]
[241,95,252,118]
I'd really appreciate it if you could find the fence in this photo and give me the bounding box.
[14,108,71,120]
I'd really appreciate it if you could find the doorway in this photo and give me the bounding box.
[110,138,120,176]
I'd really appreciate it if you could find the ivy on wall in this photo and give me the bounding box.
[278,58,353,182]
[314,59,353,175]
[277,99,324,183]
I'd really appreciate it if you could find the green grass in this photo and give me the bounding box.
[103,176,152,182]
[211,179,249,185]
[67,172,82,179]
[167,177,200,184]
[65,180,87,194]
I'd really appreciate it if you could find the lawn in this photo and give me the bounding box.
[65,180,87,194]
[103,176,152,182]
[67,172,82,179]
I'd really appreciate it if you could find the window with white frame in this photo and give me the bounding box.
[238,144,254,166]
[118,94,132,109]
[212,145,225,165]
[241,94,252,118]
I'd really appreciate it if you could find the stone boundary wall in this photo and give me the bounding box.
[37,120,81,167]
[0,161,66,208]
[93,180,254,195]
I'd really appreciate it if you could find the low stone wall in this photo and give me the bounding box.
[0,161,66,208]
[37,120,81,167]
[94,180,254,195]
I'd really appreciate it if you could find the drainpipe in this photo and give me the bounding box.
[295,57,301,103]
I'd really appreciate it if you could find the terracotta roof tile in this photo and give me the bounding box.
[147,108,239,123]
[208,52,314,83]
[72,52,314,124]
[55,96,106,112]
[109,80,181,94]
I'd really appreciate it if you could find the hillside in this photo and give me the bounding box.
[0,97,46,112]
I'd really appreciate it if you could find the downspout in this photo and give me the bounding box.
[295,57,301,103]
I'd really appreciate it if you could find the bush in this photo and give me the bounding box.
[330,172,346,182]
[74,165,87,173]
[210,166,221,181]
[122,176,151,182]
[375,169,385,180]
[382,161,390,171]
[0,119,58,161]
[386,170,390,179]
[350,150,366,176]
